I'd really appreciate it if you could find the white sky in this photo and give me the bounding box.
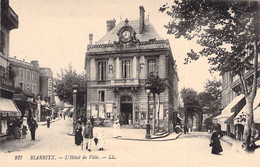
[9,0,220,93]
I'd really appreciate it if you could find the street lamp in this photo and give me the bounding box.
[72,84,78,135]
[145,88,151,139]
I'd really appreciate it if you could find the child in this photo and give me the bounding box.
[21,125,28,139]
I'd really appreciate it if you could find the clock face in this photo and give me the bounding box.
[122,30,131,40]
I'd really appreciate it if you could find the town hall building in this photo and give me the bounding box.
[84,6,178,132]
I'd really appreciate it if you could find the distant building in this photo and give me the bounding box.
[39,67,55,105]
[9,57,40,118]
[84,6,179,132]
[9,58,55,121]
[0,0,20,139]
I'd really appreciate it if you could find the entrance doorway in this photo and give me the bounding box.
[120,96,133,125]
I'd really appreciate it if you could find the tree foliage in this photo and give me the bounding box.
[54,64,87,107]
[145,73,166,132]
[181,88,202,117]
[145,73,166,95]
[199,79,222,113]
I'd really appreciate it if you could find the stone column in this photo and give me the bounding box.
[116,57,120,79]
[90,59,96,80]
[133,56,137,78]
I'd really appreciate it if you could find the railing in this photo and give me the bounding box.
[7,6,18,25]
[0,75,14,91]
[111,78,139,86]
[1,5,19,29]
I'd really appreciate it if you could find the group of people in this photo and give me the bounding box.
[74,118,122,151]
[74,118,105,152]
[7,117,24,139]
[6,116,38,141]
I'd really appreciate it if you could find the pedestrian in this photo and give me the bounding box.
[46,115,51,128]
[7,120,14,139]
[112,120,121,138]
[83,120,93,151]
[29,118,38,140]
[13,119,21,139]
[21,125,28,139]
[96,129,105,150]
[209,127,223,155]
[90,116,95,127]
[75,120,83,145]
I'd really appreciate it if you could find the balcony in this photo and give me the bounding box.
[1,5,19,30]
[0,75,14,92]
[111,78,139,87]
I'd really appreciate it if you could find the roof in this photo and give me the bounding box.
[97,19,164,44]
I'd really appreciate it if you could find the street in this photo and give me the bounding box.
[1,119,260,167]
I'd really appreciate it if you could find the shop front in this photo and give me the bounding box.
[0,97,22,139]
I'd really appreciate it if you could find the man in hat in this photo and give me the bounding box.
[83,120,93,151]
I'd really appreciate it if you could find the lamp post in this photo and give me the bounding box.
[145,88,151,139]
[72,84,78,135]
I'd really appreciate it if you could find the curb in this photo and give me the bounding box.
[116,132,182,142]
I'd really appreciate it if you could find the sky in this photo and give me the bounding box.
[9,0,220,93]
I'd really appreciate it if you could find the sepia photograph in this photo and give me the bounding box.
[0,0,260,166]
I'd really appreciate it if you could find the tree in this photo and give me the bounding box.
[54,64,87,108]
[145,73,166,133]
[7,64,16,81]
[180,88,202,133]
[199,79,222,130]
[160,0,259,151]
[199,79,222,114]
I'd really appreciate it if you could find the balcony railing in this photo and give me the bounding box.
[111,78,139,86]
[0,75,14,92]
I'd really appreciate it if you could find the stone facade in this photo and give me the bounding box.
[0,0,19,138]
[9,58,40,95]
[84,6,178,132]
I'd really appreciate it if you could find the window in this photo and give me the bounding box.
[32,72,35,80]
[26,70,31,80]
[19,68,25,78]
[122,60,131,78]
[98,91,105,102]
[26,83,31,91]
[0,31,5,53]
[98,61,106,81]
[32,84,37,93]
[0,66,5,77]
[20,82,24,90]
[147,59,157,74]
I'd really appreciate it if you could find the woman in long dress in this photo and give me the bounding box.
[210,128,223,154]
[75,121,83,145]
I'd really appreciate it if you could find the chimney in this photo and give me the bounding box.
[106,19,116,33]
[139,6,145,34]
[31,60,39,67]
[89,33,93,45]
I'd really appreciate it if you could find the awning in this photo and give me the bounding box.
[221,94,244,114]
[254,107,260,123]
[235,106,260,125]
[214,112,234,119]
[0,97,22,117]
[234,88,260,125]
